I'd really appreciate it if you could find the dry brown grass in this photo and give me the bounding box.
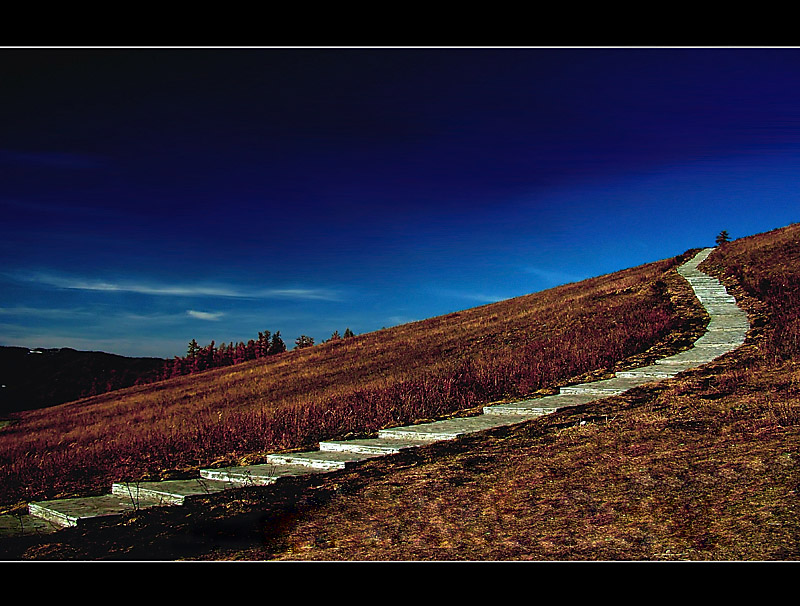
[215,225,798,562]
[7,224,800,561]
[0,252,697,513]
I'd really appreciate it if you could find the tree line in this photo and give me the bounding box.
[162,327,356,379]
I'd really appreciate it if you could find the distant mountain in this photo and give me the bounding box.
[0,346,167,416]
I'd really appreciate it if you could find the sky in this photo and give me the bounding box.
[2,47,800,358]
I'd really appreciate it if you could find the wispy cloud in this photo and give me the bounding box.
[8,271,343,301]
[186,310,224,321]
[435,289,507,304]
[522,265,582,286]
[263,288,341,301]
[0,306,94,319]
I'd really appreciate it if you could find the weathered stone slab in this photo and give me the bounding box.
[319,437,428,454]
[28,493,166,528]
[377,414,527,441]
[616,364,693,378]
[559,376,654,395]
[655,347,731,365]
[707,316,749,327]
[482,403,558,416]
[0,513,62,537]
[111,478,233,505]
[483,392,601,415]
[694,332,746,347]
[264,450,385,470]
[200,462,326,483]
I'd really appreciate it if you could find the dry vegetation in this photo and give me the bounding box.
[217,224,796,561]
[6,224,800,561]
[0,251,696,514]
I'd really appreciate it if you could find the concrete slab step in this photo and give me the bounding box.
[200,461,326,483]
[616,364,694,378]
[111,478,233,505]
[687,284,727,291]
[655,347,732,365]
[697,291,730,298]
[377,414,526,441]
[694,333,746,347]
[483,392,608,415]
[708,314,749,321]
[28,493,167,528]
[319,437,428,454]
[701,301,741,308]
[559,375,655,395]
[264,450,386,470]
[707,319,750,330]
[0,513,62,538]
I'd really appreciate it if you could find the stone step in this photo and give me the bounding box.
[0,513,62,538]
[483,392,602,415]
[616,364,694,378]
[319,437,427,455]
[686,283,725,289]
[694,333,746,346]
[28,493,167,528]
[559,375,654,395]
[707,319,750,330]
[377,414,525,441]
[694,294,734,301]
[264,450,386,470]
[655,347,733,365]
[693,293,732,299]
[200,461,327,483]
[111,478,233,505]
[702,308,743,317]
[482,402,561,416]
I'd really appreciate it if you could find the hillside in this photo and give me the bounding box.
[0,346,166,416]
[0,249,699,512]
[2,225,798,560]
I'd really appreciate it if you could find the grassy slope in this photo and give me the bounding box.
[9,225,798,561]
[225,224,797,561]
[0,250,696,514]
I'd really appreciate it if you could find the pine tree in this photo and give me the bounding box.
[343,328,355,338]
[295,335,315,349]
[187,338,200,360]
[170,356,187,378]
[716,230,731,246]
[268,331,286,355]
[233,341,246,364]
[257,330,271,358]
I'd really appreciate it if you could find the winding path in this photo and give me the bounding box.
[1,247,750,535]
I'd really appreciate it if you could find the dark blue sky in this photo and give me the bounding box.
[2,47,799,357]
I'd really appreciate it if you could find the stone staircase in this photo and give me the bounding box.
[0,246,750,537]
